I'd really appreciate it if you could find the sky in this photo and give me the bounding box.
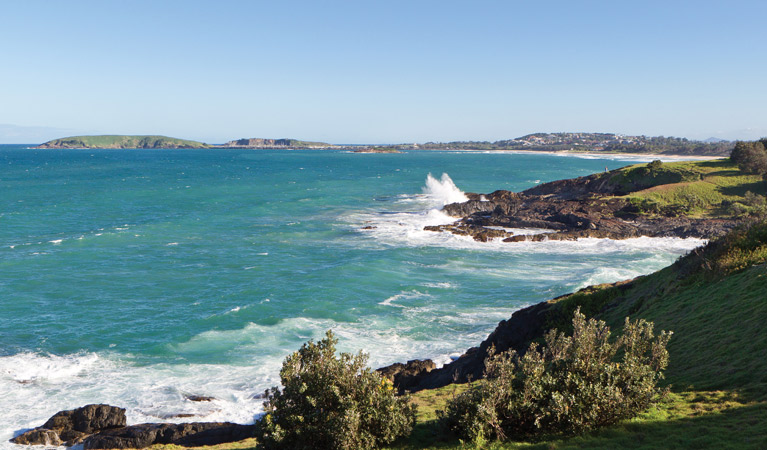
[1,1,766,144]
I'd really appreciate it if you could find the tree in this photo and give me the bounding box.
[257,331,416,450]
[731,141,767,178]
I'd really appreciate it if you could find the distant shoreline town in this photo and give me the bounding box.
[33,132,735,156]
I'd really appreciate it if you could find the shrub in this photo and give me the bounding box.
[731,141,767,177]
[743,191,766,208]
[439,308,671,443]
[256,331,416,450]
[647,159,663,172]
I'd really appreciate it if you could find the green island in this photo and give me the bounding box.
[36,135,211,149]
[217,138,337,149]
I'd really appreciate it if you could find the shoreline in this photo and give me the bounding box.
[431,148,727,161]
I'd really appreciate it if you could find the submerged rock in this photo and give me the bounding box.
[185,395,215,402]
[11,429,63,446]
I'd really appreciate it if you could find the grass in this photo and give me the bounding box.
[381,390,767,450]
[615,159,766,217]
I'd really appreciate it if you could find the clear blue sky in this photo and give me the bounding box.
[1,1,766,144]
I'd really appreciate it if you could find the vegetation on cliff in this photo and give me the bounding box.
[730,139,767,179]
[256,331,416,450]
[440,309,671,444]
[36,135,210,149]
[614,159,767,218]
[390,217,767,449]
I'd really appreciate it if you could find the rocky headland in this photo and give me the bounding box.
[425,162,743,243]
[379,159,764,393]
[217,138,337,149]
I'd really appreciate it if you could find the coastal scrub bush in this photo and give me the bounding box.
[439,308,671,443]
[256,330,416,450]
[730,140,767,178]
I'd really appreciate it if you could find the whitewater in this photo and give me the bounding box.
[0,146,704,447]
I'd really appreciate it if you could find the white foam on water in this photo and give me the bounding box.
[347,173,705,257]
[0,352,268,450]
[421,282,457,289]
[575,266,645,290]
[356,206,704,255]
[422,173,468,206]
[0,294,536,449]
[379,290,431,307]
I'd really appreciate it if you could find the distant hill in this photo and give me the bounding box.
[395,132,735,156]
[217,138,336,149]
[36,135,210,149]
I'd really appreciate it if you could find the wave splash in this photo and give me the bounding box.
[422,173,468,206]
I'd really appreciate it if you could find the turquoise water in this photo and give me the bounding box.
[0,146,703,441]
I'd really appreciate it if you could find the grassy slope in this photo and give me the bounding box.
[611,159,766,217]
[40,135,210,148]
[387,220,767,449]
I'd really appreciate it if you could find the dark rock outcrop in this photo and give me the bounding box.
[11,404,125,446]
[390,301,556,392]
[10,429,63,446]
[377,359,436,394]
[10,404,255,449]
[83,422,256,449]
[424,224,513,242]
[44,404,127,434]
[185,395,215,402]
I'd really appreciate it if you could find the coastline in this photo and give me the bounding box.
[3,152,754,449]
[433,148,727,161]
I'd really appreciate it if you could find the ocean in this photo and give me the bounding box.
[0,145,704,444]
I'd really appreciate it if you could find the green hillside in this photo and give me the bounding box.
[388,219,767,449]
[609,159,766,218]
[36,135,210,149]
